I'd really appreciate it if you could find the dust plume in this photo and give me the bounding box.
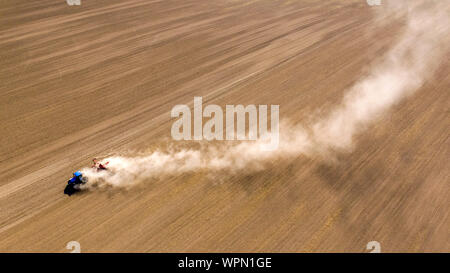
[82,0,450,188]
[312,0,450,152]
[81,124,311,188]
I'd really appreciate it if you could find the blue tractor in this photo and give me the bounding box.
[64,171,87,196]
